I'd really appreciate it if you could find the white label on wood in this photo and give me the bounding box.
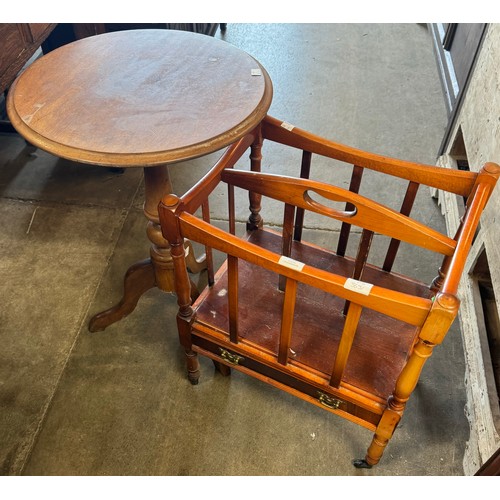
[281,121,295,131]
[278,255,305,271]
[344,278,373,296]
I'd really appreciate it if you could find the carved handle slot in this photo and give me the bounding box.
[304,190,357,219]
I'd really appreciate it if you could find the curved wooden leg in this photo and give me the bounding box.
[185,241,207,274]
[89,165,207,332]
[89,258,156,332]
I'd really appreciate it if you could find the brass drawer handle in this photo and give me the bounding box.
[318,391,342,409]
[219,348,244,365]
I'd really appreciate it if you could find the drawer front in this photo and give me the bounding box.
[193,334,382,429]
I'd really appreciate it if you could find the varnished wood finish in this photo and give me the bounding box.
[88,259,156,332]
[262,115,477,196]
[6,29,272,331]
[0,23,56,94]
[158,117,500,469]
[224,169,457,255]
[383,181,419,272]
[7,29,272,167]
[293,150,312,242]
[336,165,364,257]
[247,130,265,231]
[343,228,374,315]
[0,23,55,133]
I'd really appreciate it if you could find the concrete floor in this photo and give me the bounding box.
[0,24,470,476]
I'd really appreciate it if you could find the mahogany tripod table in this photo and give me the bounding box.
[7,29,273,331]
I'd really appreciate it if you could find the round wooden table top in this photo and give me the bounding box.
[7,29,273,167]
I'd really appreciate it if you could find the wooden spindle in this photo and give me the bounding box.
[330,302,363,387]
[247,130,263,231]
[279,203,295,291]
[343,229,374,315]
[293,150,312,241]
[337,165,364,256]
[201,199,214,286]
[227,255,239,343]
[278,278,298,365]
[383,181,419,272]
[352,229,374,279]
[228,183,236,235]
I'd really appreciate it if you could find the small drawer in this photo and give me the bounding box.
[193,333,381,429]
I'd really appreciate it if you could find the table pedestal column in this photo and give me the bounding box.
[144,164,176,292]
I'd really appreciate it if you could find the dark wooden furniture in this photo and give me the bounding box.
[0,23,56,133]
[0,23,56,94]
[159,115,500,468]
[41,23,219,53]
[6,29,272,331]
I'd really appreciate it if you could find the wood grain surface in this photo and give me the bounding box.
[7,29,273,167]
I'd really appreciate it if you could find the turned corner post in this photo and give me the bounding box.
[159,193,200,384]
[357,292,459,468]
[356,336,436,468]
[392,292,459,408]
[158,194,192,318]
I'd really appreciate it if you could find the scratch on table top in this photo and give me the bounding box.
[23,103,45,124]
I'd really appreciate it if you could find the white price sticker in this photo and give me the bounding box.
[344,278,373,296]
[251,68,262,76]
[280,121,295,131]
[278,255,305,271]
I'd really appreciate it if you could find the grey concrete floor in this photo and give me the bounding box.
[0,24,469,476]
